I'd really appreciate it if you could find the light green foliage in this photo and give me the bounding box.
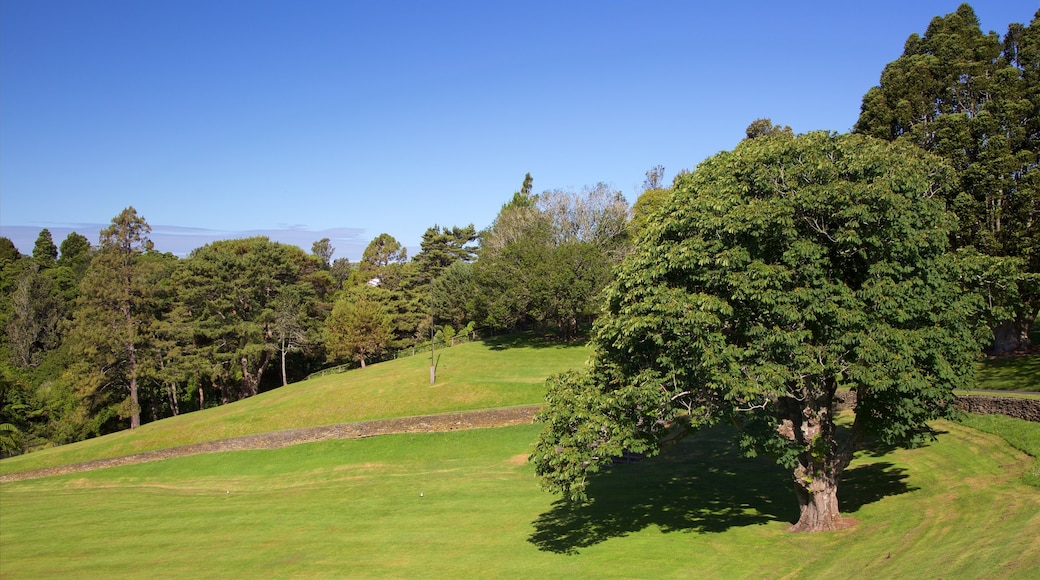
[310,237,334,269]
[325,287,393,368]
[533,132,982,531]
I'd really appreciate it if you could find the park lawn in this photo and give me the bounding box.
[975,354,1040,392]
[0,336,589,476]
[2,420,1038,579]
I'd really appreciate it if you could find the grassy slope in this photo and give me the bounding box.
[1,420,1037,578]
[0,336,589,475]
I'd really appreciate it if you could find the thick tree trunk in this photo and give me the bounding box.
[776,383,856,532]
[987,316,1034,356]
[790,470,843,532]
[239,351,270,399]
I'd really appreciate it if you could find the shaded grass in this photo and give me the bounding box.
[1,420,1038,578]
[0,336,588,475]
[976,355,1040,392]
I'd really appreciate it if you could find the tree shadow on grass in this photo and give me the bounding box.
[840,461,917,513]
[484,332,587,351]
[529,425,916,554]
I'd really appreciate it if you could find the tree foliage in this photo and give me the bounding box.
[169,237,328,403]
[412,224,478,284]
[325,288,393,369]
[531,132,982,532]
[854,4,1040,352]
[64,207,160,431]
[476,180,630,338]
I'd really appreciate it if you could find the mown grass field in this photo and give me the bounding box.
[1,419,1037,578]
[0,335,589,475]
[1,338,1038,578]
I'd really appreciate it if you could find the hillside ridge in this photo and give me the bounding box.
[0,405,541,483]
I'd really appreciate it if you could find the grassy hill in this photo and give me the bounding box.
[0,335,589,475]
[1,337,1038,578]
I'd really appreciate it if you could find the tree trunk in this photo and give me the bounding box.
[776,385,854,532]
[280,339,288,387]
[790,470,843,532]
[987,316,1033,356]
[129,348,140,429]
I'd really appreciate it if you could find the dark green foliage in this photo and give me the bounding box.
[532,132,981,531]
[168,237,327,402]
[63,207,161,431]
[855,4,1040,353]
[431,261,476,330]
[31,229,57,267]
[744,118,793,140]
[476,182,629,338]
[412,224,478,284]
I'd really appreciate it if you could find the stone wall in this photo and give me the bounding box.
[836,390,1039,422]
[956,395,1040,422]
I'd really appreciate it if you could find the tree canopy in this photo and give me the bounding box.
[531,131,982,532]
[854,4,1040,353]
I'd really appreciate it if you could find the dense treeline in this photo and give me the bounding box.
[0,177,634,453]
[1,3,1036,460]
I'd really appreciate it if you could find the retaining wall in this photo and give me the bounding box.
[956,395,1040,422]
[836,390,1038,422]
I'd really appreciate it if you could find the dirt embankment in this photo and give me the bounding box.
[0,405,542,483]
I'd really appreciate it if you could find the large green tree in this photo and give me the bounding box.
[531,132,982,533]
[169,237,328,403]
[854,4,1040,353]
[475,181,629,338]
[325,288,393,369]
[64,207,160,430]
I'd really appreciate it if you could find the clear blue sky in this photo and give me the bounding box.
[1,1,1035,260]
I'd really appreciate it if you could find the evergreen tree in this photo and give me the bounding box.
[64,207,157,430]
[32,229,57,268]
[854,4,1040,353]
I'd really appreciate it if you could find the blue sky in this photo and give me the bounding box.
[1,1,1035,260]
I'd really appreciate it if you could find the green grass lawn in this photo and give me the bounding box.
[975,354,1040,392]
[0,335,589,475]
[1,420,1037,578]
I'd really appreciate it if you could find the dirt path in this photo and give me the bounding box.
[0,405,542,483]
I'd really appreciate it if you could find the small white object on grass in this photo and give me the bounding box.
[420,492,424,497]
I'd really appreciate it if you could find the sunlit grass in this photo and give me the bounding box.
[1,421,1037,578]
[0,336,589,475]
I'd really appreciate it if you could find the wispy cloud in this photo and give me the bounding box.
[0,223,369,261]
